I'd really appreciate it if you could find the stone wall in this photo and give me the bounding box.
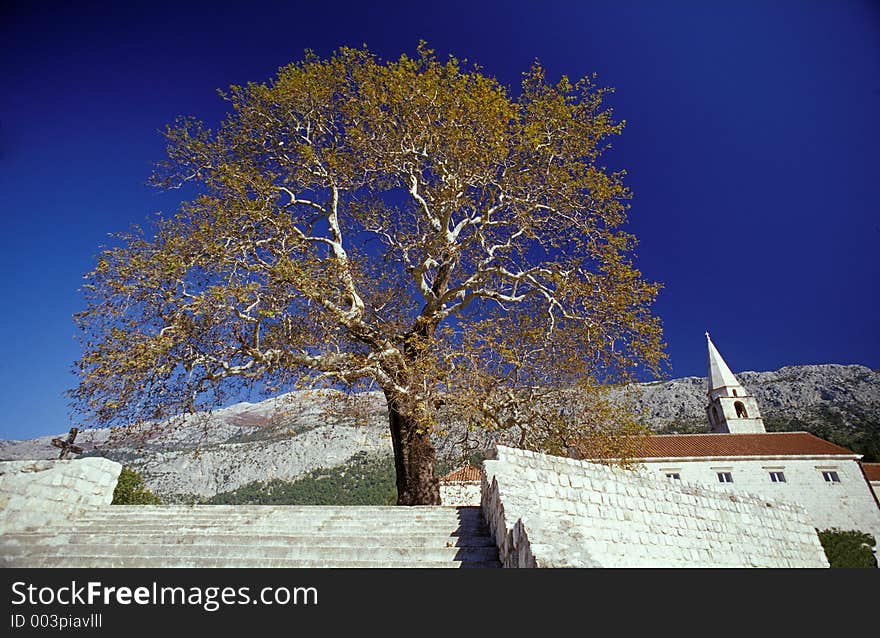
[638,457,880,541]
[481,446,829,568]
[0,458,122,533]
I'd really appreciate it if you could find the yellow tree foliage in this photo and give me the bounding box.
[73,44,666,504]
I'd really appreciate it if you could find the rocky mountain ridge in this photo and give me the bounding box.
[2,364,877,500]
[617,364,878,429]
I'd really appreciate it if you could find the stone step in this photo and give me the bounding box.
[67,517,486,528]
[2,532,497,548]
[78,507,483,523]
[61,516,487,524]
[94,503,470,514]
[44,514,487,528]
[60,523,489,534]
[9,510,476,522]
[82,505,480,515]
[2,544,500,562]
[0,555,501,568]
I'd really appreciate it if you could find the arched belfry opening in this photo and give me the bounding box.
[734,401,748,418]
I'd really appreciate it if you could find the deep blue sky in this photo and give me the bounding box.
[2,1,878,440]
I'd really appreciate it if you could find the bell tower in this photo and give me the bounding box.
[705,333,766,434]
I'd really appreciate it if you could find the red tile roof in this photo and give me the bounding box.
[632,432,857,459]
[440,465,482,483]
[862,463,880,482]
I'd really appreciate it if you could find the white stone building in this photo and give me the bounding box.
[634,334,880,541]
[634,431,880,539]
[439,465,481,506]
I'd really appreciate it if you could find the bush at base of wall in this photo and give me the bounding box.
[112,467,162,505]
[817,529,877,568]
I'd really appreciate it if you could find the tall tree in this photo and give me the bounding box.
[73,44,665,505]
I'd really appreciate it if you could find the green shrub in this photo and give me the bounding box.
[112,466,162,504]
[817,529,877,568]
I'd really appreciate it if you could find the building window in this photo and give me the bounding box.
[666,473,681,480]
[822,471,840,483]
[769,471,786,483]
[734,401,748,418]
[717,472,733,483]
[732,389,738,397]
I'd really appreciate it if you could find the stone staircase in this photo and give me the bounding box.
[1,505,501,568]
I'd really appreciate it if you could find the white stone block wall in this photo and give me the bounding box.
[638,457,880,542]
[0,458,122,533]
[440,482,481,506]
[481,446,829,568]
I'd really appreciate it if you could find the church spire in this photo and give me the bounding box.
[704,333,766,434]
[706,332,740,392]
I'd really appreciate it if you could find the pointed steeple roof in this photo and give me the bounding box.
[706,332,741,392]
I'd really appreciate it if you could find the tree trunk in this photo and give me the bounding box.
[386,395,441,505]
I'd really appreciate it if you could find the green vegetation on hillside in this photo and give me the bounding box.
[817,529,877,568]
[112,466,162,504]
[204,452,397,505]
[655,418,710,435]
[764,405,880,462]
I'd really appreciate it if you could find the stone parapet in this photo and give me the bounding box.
[0,458,122,533]
[481,445,829,568]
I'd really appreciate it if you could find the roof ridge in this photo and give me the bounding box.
[648,431,810,438]
[636,430,855,458]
